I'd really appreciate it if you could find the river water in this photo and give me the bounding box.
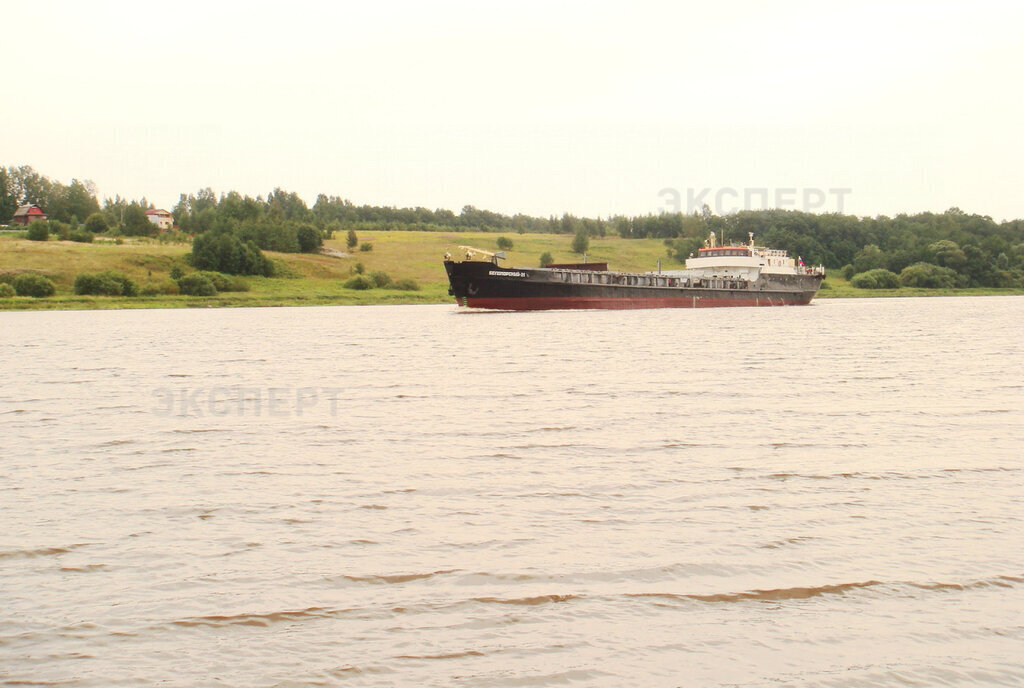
[1,296,1022,687]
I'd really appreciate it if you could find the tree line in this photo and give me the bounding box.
[172,188,612,237]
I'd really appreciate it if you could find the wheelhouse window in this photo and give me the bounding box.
[702,249,750,257]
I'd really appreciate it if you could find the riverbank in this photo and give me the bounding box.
[2,232,1022,310]
[815,278,1024,299]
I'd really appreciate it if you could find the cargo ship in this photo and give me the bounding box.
[443,232,825,310]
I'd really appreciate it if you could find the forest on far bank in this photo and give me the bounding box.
[3,164,1023,288]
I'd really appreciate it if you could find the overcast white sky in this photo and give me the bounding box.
[4,0,1023,220]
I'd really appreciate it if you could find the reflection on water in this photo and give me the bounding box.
[1,297,1022,686]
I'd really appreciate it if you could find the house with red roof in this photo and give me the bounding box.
[11,204,47,226]
[146,208,174,231]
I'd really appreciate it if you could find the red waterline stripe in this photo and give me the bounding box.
[460,295,812,310]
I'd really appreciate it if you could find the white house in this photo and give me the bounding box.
[145,208,174,231]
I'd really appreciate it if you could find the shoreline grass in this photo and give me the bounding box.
[816,275,1024,299]
[2,233,1022,311]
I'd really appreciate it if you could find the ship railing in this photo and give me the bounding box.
[550,269,752,290]
[752,248,789,258]
[553,269,681,288]
[448,245,506,264]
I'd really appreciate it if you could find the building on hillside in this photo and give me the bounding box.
[11,204,47,226]
[146,208,174,231]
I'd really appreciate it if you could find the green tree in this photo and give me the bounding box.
[7,165,50,207]
[496,236,514,250]
[216,191,262,223]
[47,179,100,223]
[266,188,310,221]
[50,220,72,240]
[122,205,153,236]
[884,249,919,275]
[69,229,94,243]
[26,220,49,241]
[899,262,960,288]
[852,244,887,273]
[368,270,392,287]
[296,224,322,253]
[176,273,217,296]
[193,271,249,292]
[346,229,358,249]
[539,251,554,267]
[237,218,299,253]
[571,230,589,254]
[0,167,18,222]
[850,269,900,289]
[84,213,109,234]
[191,232,271,276]
[13,273,56,297]
[101,195,128,231]
[74,271,138,296]
[182,188,218,215]
[928,240,967,271]
[959,245,992,286]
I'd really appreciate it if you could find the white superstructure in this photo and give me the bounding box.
[661,232,824,281]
